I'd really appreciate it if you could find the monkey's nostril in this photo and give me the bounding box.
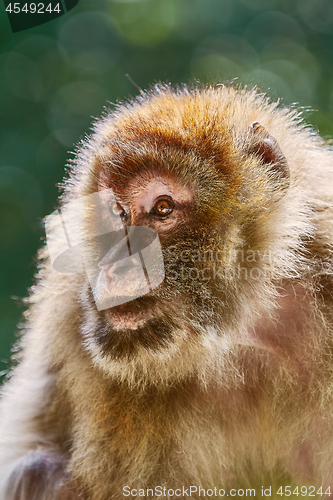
[103,261,130,279]
[113,263,129,276]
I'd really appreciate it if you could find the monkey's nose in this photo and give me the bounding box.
[102,258,135,278]
[102,254,142,291]
[109,262,128,276]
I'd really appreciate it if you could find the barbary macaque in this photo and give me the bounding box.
[1,84,333,500]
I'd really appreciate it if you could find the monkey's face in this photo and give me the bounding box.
[78,159,247,365]
[72,95,289,365]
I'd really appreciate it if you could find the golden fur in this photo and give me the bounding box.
[1,85,333,499]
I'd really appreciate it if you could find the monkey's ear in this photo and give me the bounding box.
[249,121,290,183]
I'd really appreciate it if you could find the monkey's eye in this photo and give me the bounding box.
[110,202,126,218]
[154,199,174,217]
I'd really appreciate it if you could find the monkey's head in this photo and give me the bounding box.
[57,85,305,385]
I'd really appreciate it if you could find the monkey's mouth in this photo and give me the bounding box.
[102,295,161,331]
[92,294,177,358]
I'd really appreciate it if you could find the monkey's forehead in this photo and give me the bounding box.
[92,85,291,147]
[85,84,300,185]
[82,87,255,202]
[62,85,314,210]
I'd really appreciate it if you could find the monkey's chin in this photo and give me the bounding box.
[104,308,152,331]
[102,297,159,331]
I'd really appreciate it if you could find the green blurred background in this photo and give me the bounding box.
[1,0,333,376]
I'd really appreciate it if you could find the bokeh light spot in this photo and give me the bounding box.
[58,11,123,60]
[49,81,109,131]
[110,0,179,46]
[244,11,305,49]
[5,52,44,102]
[191,35,259,84]
[297,0,333,34]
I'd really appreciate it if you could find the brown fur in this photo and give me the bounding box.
[1,85,333,499]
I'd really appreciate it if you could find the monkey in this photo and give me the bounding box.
[1,83,333,500]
